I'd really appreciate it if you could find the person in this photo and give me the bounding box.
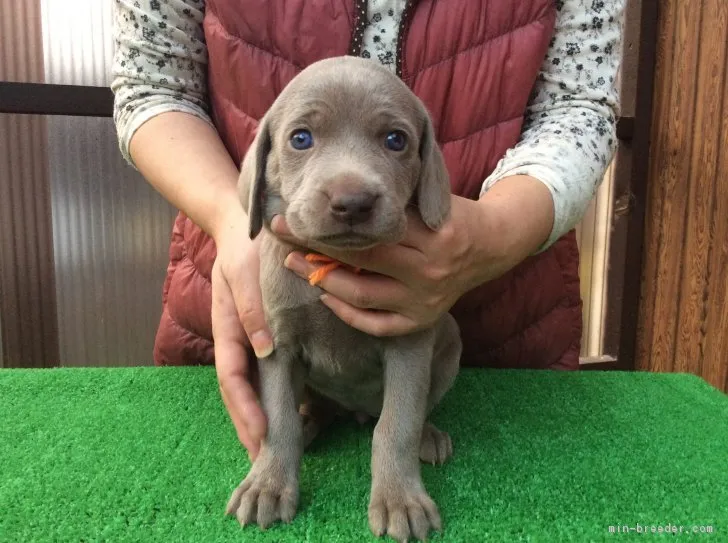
[111,0,625,459]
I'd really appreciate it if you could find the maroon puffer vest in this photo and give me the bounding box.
[153,0,583,371]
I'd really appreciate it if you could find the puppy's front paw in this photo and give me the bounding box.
[368,478,441,542]
[225,458,298,529]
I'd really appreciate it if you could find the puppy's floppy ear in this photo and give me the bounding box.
[238,115,272,239]
[415,112,451,231]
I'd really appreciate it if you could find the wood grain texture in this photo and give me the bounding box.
[635,0,676,372]
[0,114,59,368]
[702,20,728,394]
[0,0,44,83]
[0,0,59,368]
[637,0,728,392]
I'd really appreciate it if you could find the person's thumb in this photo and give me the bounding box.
[231,246,274,359]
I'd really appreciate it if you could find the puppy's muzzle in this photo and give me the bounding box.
[326,183,380,226]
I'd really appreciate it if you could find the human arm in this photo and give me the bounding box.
[484,0,624,250]
[111,0,270,457]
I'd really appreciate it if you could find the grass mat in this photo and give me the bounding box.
[1,366,726,542]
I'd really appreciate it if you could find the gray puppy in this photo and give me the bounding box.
[225,56,462,543]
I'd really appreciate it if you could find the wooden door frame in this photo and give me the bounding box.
[581,0,659,371]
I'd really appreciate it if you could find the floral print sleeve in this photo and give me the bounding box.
[482,0,625,250]
[111,0,211,165]
[111,0,625,249]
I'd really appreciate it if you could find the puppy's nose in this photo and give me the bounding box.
[329,190,379,225]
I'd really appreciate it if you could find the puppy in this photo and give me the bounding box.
[225,56,462,543]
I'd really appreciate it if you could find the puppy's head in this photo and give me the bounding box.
[239,56,450,250]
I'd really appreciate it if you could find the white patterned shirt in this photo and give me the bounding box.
[111,0,625,249]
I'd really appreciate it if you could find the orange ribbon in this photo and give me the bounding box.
[304,253,361,286]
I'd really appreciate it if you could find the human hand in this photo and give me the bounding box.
[269,195,499,336]
[269,175,555,338]
[211,211,273,460]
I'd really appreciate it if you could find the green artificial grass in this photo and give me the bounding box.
[1,366,727,542]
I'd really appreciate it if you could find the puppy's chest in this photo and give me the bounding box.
[270,301,385,411]
[301,318,384,412]
[274,301,383,377]
[260,238,385,406]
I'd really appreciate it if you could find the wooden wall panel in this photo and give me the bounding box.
[702,77,728,393]
[0,0,45,84]
[637,0,728,392]
[0,114,58,368]
[0,0,59,367]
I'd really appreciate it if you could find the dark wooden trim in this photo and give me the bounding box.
[616,116,634,141]
[602,0,659,370]
[0,86,634,130]
[579,356,621,371]
[0,82,113,117]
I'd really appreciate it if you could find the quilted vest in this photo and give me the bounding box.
[153,0,583,371]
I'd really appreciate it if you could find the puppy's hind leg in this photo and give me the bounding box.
[299,387,342,449]
[419,422,453,466]
[226,347,305,529]
[419,313,461,466]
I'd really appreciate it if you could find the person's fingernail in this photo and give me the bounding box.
[250,331,273,358]
[284,253,306,276]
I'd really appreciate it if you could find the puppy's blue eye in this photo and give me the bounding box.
[385,130,407,151]
[290,129,314,150]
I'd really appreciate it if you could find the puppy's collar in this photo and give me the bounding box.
[304,253,361,286]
